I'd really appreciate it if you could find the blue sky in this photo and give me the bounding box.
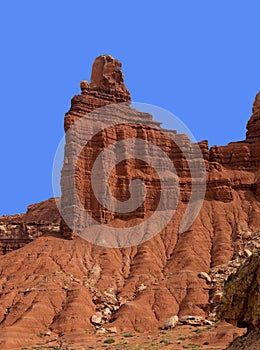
[1,1,260,215]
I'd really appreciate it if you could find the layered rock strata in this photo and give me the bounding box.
[58,54,260,329]
[0,55,260,348]
[0,198,60,254]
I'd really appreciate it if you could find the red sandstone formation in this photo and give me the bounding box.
[0,198,60,224]
[0,198,60,254]
[0,55,259,349]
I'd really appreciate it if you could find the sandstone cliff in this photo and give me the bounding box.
[59,54,260,327]
[0,55,259,349]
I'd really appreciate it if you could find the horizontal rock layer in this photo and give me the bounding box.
[0,198,61,254]
[0,55,260,348]
[59,55,260,332]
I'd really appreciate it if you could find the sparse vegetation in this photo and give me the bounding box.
[192,328,202,334]
[17,323,225,349]
[123,332,135,338]
[104,337,116,344]
[159,338,172,345]
[178,336,188,341]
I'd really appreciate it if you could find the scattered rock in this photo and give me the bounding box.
[204,319,214,326]
[244,248,252,257]
[198,272,212,283]
[180,315,204,326]
[103,307,111,316]
[164,315,179,329]
[96,327,106,334]
[106,327,118,334]
[91,312,103,325]
[137,283,147,292]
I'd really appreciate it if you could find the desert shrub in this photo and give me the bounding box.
[104,337,115,344]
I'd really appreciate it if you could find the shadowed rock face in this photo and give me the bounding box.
[218,251,260,350]
[218,250,260,331]
[0,55,260,349]
[225,331,260,350]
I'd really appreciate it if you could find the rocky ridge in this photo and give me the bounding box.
[0,198,60,254]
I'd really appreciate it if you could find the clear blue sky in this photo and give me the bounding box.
[1,1,260,215]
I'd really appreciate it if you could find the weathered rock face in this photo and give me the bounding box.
[218,251,260,350]
[61,56,260,241]
[0,55,260,348]
[64,55,130,134]
[218,250,260,331]
[90,54,130,97]
[225,331,260,350]
[58,54,260,329]
[0,198,60,254]
[0,221,59,254]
